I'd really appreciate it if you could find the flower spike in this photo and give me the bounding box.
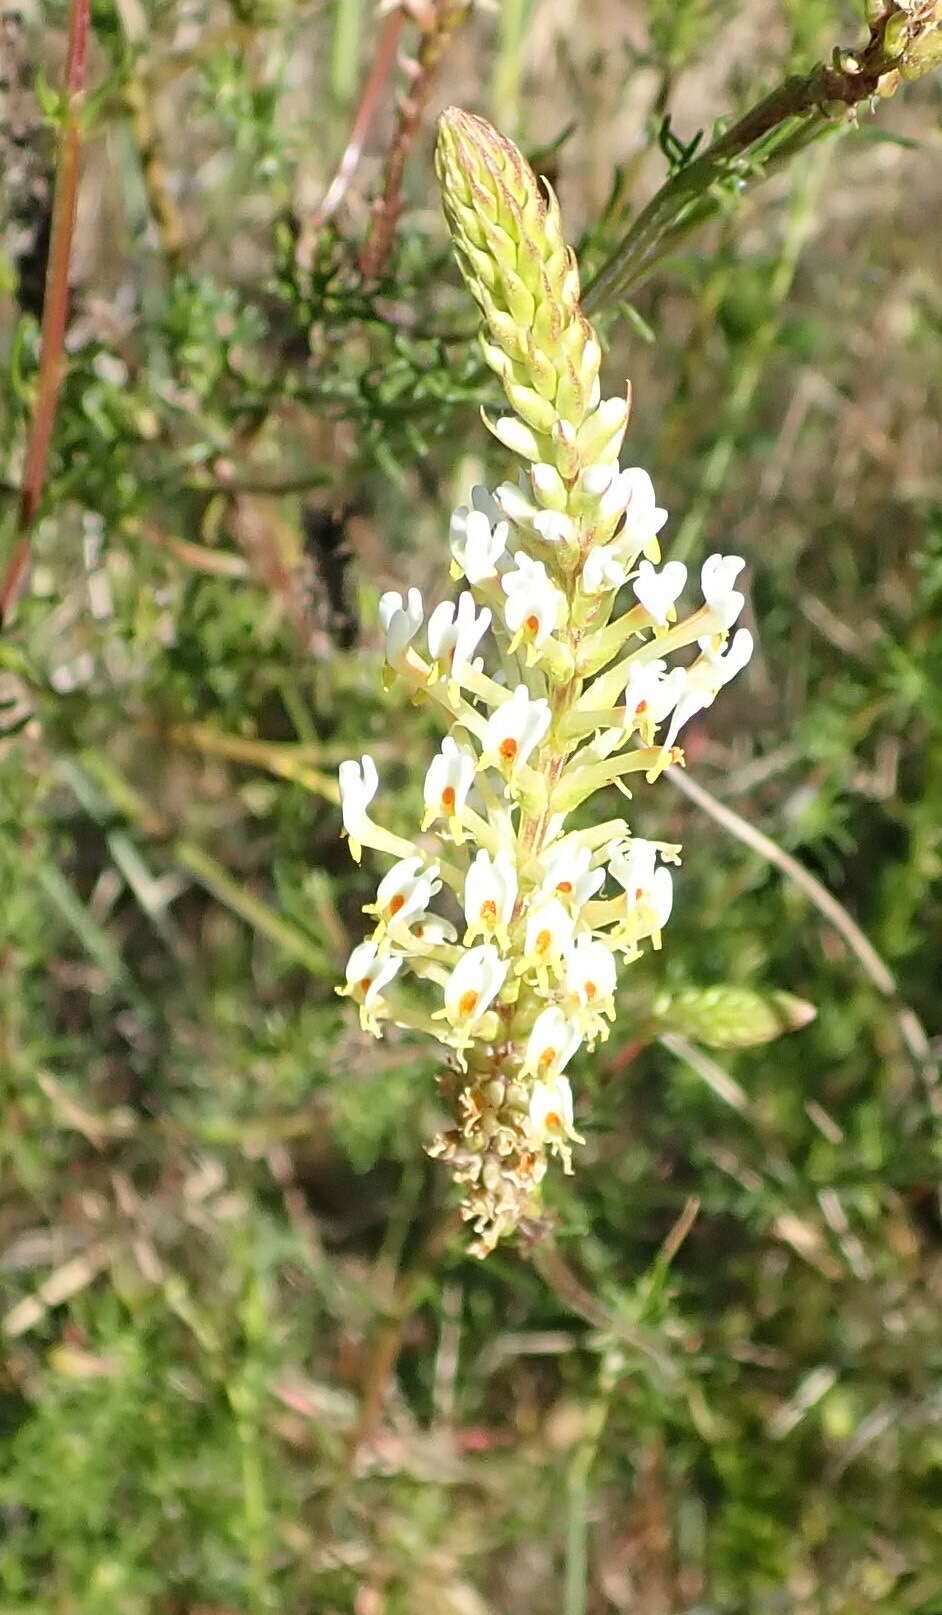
[336,110,754,1255]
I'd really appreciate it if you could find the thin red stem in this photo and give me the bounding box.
[0,0,91,628]
[360,1,472,282]
[312,9,405,230]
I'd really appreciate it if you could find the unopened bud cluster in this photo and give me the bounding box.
[879,1,942,82]
[338,110,753,1255]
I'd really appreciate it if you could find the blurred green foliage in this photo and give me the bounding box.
[1,1,941,1611]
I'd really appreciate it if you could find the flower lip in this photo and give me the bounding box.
[373,855,442,929]
[501,553,564,651]
[524,1007,583,1082]
[428,591,491,675]
[617,466,669,543]
[464,848,517,944]
[523,897,575,973]
[379,588,424,665]
[700,552,746,630]
[481,685,551,774]
[449,491,508,584]
[344,940,403,1011]
[581,543,628,596]
[339,755,380,847]
[565,935,617,1014]
[423,736,477,829]
[539,845,605,907]
[443,943,508,1027]
[632,559,687,626]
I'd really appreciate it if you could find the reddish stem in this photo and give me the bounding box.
[0,0,91,628]
[311,9,405,230]
[360,2,471,281]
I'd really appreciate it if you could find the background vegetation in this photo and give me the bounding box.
[1,1,940,1610]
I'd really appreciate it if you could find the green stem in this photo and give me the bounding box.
[330,0,364,108]
[493,0,531,133]
[554,747,665,813]
[582,15,901,314]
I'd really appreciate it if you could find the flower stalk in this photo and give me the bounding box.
[337,109,754,1255]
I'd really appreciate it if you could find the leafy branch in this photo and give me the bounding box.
[584,2,940,312]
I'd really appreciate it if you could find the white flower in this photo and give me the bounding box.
[449,490,508,584]
[378,588,423,667]
[442,943,508,1029]
[501,551,542,591]
[579,460,619,498]
[647,867,674,931]
[342,940,402,1032]
[610,841,674,940]
[609,838,658,903]
[701,553,745,630]
[530,462,567,506]
[427,591,491,676]
[501,553,565,651]
[371,855,441,930]
[422,736,477,832]
[531,509,576,546]
[659,679,712,754]
[565,936,617,1012]
[338,754,379,861]
[660,629,755,753]
[699,625,754,683]
[494,477,537,526]
[581,543,628,596]
[632,559,687,626]
[539,845,605,907]
[464,848,518,946]
[407,912,458,947]
[522,897,575,979]
[480,685,551,774]
[622,659,678,730]
[523,1007,583,1081]
[618,467,669,548]
[526,1070,584,1170]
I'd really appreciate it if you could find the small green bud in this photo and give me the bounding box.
[522,338,559,402]
[883,12,909,54]
[575,393,631,464]
[549,420,581,479]
[483,409,547,462]
[900,24,942,76]
[503,378,559,434]
[653,985,817,1048]
[530,462,568,510]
